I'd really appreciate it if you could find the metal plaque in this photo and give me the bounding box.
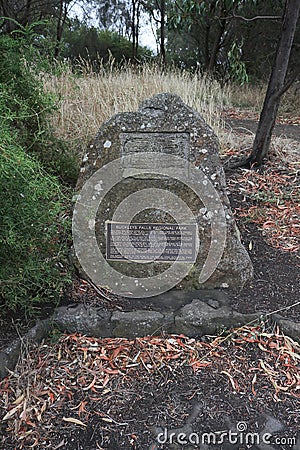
[106,222,197,263]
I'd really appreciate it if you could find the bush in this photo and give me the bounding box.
[0,34,54,146]
[0,35,72,315]
[0,114,70,313]
[61,21,153,68]
[0,33,78,185]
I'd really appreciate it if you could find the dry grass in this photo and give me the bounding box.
[219,129,300,166]
[229,80,300,117]
[44,62,230,156]
[229,82,266,111]
[44,62,299,166]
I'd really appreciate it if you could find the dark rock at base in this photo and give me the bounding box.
[111,310,170,338]
[0,319,50,379]
[0,291,299,380]
[53,304,112,337]
[273,315,300,342]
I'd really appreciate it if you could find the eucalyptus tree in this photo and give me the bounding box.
[167,0,289,79]
[168,0,249,74]
[0,0,75,32]
[55,0,78,56]
[0,0,77,58]
[140,0,167,65]
[244,0,300,166]
[95,0,132,37]
[92,0,144,59]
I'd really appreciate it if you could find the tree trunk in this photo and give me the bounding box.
[131,0,137,59]
[207,19,225,73]
[54,0,68,58]
[0,0,15,32]
[23,0,33,27]
[204,23,210,70]
[135,0,141,55]
[247,0,300,166]
[159,0,166,67]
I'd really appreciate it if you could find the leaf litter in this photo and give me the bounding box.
[0,324,299,448]
[228,169,300,252]
[223,132,300,253]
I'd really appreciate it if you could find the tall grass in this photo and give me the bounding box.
[45,61,299,169]
[229,81,300,116]
[45,61,231,157]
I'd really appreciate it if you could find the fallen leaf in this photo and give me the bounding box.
[13,393,24,405]
[3,403,22,420]
[101,417,113,423]
[53,440,65,450]
[62,417,86,427]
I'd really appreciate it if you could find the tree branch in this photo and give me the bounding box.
[174,0,186,15]
[223,13,281,22]
[277,68,300,97]
[139,0,161,23]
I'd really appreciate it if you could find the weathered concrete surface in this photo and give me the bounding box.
[75,93,253,292]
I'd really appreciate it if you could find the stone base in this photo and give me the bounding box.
[43,290,300,341]
[1,290,299,379]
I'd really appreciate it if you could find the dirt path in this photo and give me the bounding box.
[224,118,300,141]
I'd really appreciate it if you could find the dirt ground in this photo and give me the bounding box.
[0,323,299,450]
[223,113,300,142]
[0,118,299,450]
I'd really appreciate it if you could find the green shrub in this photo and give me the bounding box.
[0,33,73,315]
[0,34,54,145]
[0,88,71,314]
[61,21,153,68]
[0,33,78,185]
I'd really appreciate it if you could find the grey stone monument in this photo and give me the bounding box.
[74,93,253,299]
